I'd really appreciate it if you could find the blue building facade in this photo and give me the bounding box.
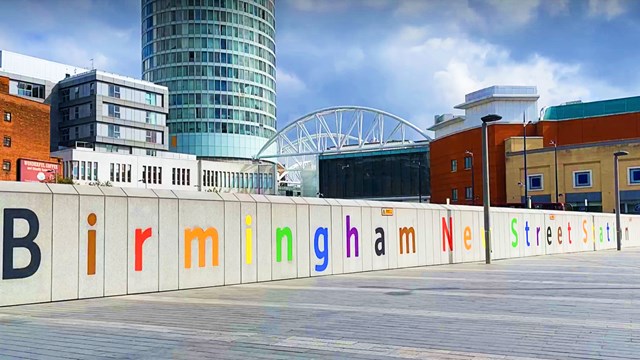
[141,0,276,159]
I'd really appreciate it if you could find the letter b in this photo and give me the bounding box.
[3,209,41,280]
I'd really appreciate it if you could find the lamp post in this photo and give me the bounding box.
[614,150,629,251]
[465,150,475,205]
[481,114,502,264]
[550,140,559,203]
[523,116,533,208]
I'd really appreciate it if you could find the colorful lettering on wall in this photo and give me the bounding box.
[345,215,359,258]
[399,227,416,254]
[442,217,453,251]
[525,221,530,247]
[184,227,219,269]
[275,227,293,262]
[511,218,518,248]
[314,227,329,271]
[463,226,472,250]
[87,213,97,276]
[2,209,41,280]
[374,227,385,256]
[245,215,253,265]
[134,228,152,272]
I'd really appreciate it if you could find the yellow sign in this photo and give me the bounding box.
[382,208,394,216]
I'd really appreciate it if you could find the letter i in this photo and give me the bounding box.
[87,213,97,275]
[245,215,253,265]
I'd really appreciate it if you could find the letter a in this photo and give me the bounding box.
[375,227,386,256]
[3,209,41,280]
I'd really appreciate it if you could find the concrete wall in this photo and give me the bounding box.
[1,182,639,307]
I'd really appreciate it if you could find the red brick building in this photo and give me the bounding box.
[430,97,640,206]
[0,75,58,181]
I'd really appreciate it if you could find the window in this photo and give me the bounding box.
[116,164,121,182]
[108,125,120,138]
[108,85,121,98]
[528,174,543,191]
[90,83,95,95]
[81,161,86,180]
[451,159,457,172]
[107,104,121,118]
[127,164,132,183]
[464,156,472,170]
[3,136,10,147]
[451,188,458,202]
[465,187,473,200]
[4,112,11,122]
[61,89,70,102]
[93,162,98,181]
[61,109,70,122]
[87,162,92,181]
[630,168,640,185]
[2,160,10,171]
[110,163,115,182]
[573,171,592,188]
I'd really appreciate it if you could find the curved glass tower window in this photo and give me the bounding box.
[141,0,276,159]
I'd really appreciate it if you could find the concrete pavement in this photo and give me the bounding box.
[1,249,640,359]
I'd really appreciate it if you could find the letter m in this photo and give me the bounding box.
[399,227,416,254]
[3,209,41,280]
[184,227,219,269]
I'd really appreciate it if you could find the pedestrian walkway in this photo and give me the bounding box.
[1,249,639,359]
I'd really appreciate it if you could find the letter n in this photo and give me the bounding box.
[442,217,453,252]
[276,227,293,262]
[3,209,41,280]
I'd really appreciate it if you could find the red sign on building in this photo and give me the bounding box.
[18,159,61,183]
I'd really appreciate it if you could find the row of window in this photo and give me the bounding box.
[145,51,275,82]
[167,105,275,128]
[144,19,275,54]
[168,121,275,138]
[202,169,272,189]
[450,187,474,202]
[60,82,95,102]
[107,84,164,106]
[168,92,275,116]
[65,161,99,181]
[143,34,276,66]
[143,0,276,38]
[143,0,275,20]
[142,165,163,184]
[16,81,46,99]
[110,163,132,183]
[59,124,96,143]
[104,124,164,144]
[451,156,473,172]
[162,76,275,104]
[172,167,190,185]
[104,104,166,125]
[144,60,276,92]
[61,103,93,121]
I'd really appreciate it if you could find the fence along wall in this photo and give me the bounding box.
[1,182,639,307]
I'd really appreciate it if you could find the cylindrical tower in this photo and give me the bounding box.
[141,0,276,159]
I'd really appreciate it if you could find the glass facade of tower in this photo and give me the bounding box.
[141,0,276,159]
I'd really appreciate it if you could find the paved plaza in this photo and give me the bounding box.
[1,249,640,359]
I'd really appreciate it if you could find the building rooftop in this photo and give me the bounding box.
[0,49,87,83]
[58,69,167,92]
[542,95,640,121]
[455,85,539,109]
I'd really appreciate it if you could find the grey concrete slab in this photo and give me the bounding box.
[1,249,640,359]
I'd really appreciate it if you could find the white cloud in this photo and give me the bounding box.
[285,0,392,13]
[486,0,542,26]
[588,0,627,20]
[277,69,307,94]
[334,47,365,72]
[374,26,633,128]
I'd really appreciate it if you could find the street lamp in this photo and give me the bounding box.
[465,150,475,205]
[523,117,533,208]
[614,150,629,251]
[481,114,502,264]
[550,140,559,203]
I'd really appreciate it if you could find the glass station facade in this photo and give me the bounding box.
[319,147,431,201]
[141,0,276,159]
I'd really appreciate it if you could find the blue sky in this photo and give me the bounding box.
[1,0,639,132]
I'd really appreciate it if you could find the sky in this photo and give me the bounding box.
[0,0,639,132]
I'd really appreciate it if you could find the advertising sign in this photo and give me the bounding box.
[18,159,61,182]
